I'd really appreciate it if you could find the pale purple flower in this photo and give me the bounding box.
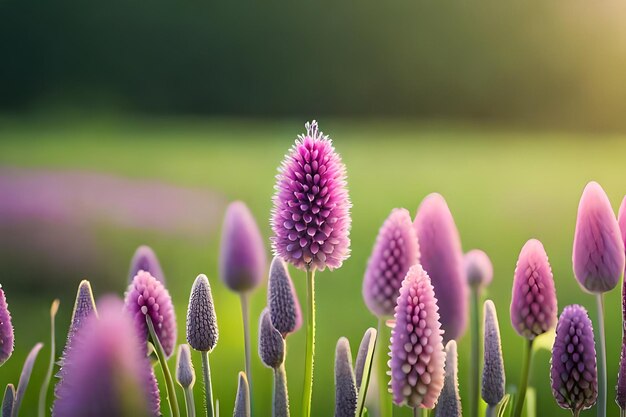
[53,296,160,417]
[573,181,625,293]
[389,264,445,409]
[413,193,467,342]
[335,337,357,417]
[129,245,165,284]
[550,305,597,414]
[271,120,351,271]
[482,300,505,406]
[363,208,420,317]
[124,270,177,358]
[465,249,493,289]
[186,274,219,352]
[258,309,285,369]
[176,344,195,389]
[233,372,250,417]
[435,341,462,417]
[267,257,302,337]
[510,239,558,340]
[0,285,14,366]
[219,201,267,293]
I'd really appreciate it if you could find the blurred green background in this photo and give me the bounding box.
[2,1,626,416]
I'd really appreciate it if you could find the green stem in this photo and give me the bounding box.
[38,300,59,417]
[512,339,533,417]
[596,293,607,417]
[146,316,180,417]
[201,350,214,417]
[184,387,196,417]
[240,293,253,411]
[420,408,429,417]
[470,287,481,417]
[486,404,497,417]
[273,363,289,417]
[377,318,392,417]
[301,267,316,417]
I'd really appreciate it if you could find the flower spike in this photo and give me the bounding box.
[334,337,357,417]
[481,300,505,407]
[267,257,302,337]
[129,245,166,284]
[435,340,462,417]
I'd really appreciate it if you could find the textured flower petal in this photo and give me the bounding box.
[335,337,357,417]
[464,249,493,289]
[481,300,505,406]
[186,274,219,352]
[435,340,462,417]
[267,257,302,336]
[129,245,166,284]
[0,286,14,366]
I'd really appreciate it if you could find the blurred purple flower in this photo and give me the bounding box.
[550,305,597,414]
[389,264,445,409]
[335,337,357,417]
[413,193,467,342]
[464,249,493,289]
[0,285,14,366]
[258,309,285,369]
[267,257,302,337]
[186,274,219,352]
[129,246,165,285]
[363,208,420,317]
[573,181,625,293]
[435,341,462,417]
[53,296,160,417]
[482,300,505,406]
[124,270,177,358]
[271,120,351,271]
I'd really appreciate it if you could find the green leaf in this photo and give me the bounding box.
[12,343,43,417]
[355,327,378,417]
[497,394,512,417]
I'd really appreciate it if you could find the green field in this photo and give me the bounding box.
[1,117,625,416]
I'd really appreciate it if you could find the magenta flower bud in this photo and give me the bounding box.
[363,208,420,317]
[53,296,160,417]
[219,201,267,293]
[268,257,302,336]
[510,239,558,340]
[124,270,177,358]
[464,249,493,289]
[258,309,285,369]
[573,181,625,293]
[389,264,445,409]
[186,274,219,352]
[482,300,505,406]
[271,120,351,271]
[616,336,626,409]
[334,337,357,417]
[435,340,462,417]
[550,305,597,414]
[176,344,195,389]
[233,372,250,417]
[0,285,14,366]
[129,245,165,284]
[413,193,467,342]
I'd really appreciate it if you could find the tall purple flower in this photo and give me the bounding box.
[464,249,493,289]
[413,193,467,342]
[258,309,285,369]
[271,120,351,271]
[573,181,625,293]
[510,239,557,340]
[268,257,302,337]
[435,340,462,417]
[0,285,14,366]
[389,264,445,409]
[550,305,597,414]
[186,274,219,352]
[482,300,505,407]
[53,296,160,417]
[219,201,267,292]
[129,245,166,284]
[335,337,357,417]
[124,270,177,358]
[363,208,420,317]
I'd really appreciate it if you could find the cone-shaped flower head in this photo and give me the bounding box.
[124,270,177,358]
[258,308,285,369]
[354,327,377,390]
[0,285,14,366]
[464,249,493,289]
[176,344,195,389]
[510,239,557,340]
[413,193,467,342]
[550,305,597,414]
[271,120,351,271]
[219,201,267,293]
[233,372,250,417]
[573,181,625,293]
[334,337,357,417]
[53,296,160,417]
[186,274,219,352]
[129,245,165,284]
[482,300,505,406]
[363,208,420,317]
[435,340,462,417]
[267,257,302,336]
[389,264,445,408]
[616,336,626,409]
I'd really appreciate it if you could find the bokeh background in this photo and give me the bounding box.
[2,1,626,416]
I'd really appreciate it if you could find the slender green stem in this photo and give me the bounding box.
[512,339,533,417]
[596,293,607,417]
[183,387,196,417]
[470,287,481,417]
[38,300,59,417]
[420,408,429,417]
[486,404,497,417]
[377,318,392,417]
[147,316,180,417]
[273,363,289,417]
[201,351,214,417]
[301,267,316,417]
[240,293,253,411]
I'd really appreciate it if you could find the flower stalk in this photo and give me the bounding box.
[147,315,180,417]
[301,266,316,417]
[512,339,533,417]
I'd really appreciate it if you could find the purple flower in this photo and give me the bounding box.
[186,274,219,352]
[271,120,351,271]
[413,193,467,342]
[617,336,626,409]
[482,300,505,406]
[435,341,462,417]
[129,245,166,284]
[258,309,285,369]
[233,372,250,417]
[550,305,597,414]
[53,296,160,417]
[267,257,302,337]
[573,181,625,293]
[219,201,267,293]
[176,344,195,389]
[335,337,357,417]
[510,239,558,340]
[363,208,420,317]
[389,264,445,409]
[464,249,493,289]
[124,270,177,358]
[2,384,14,417]
[0,285,14,366]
